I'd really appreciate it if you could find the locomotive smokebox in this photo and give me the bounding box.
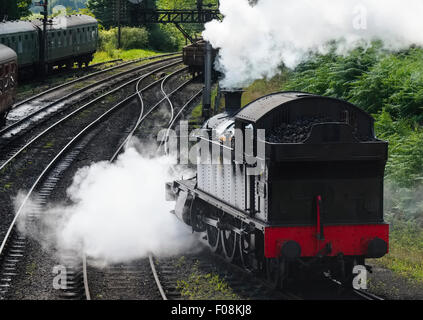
[222,89,243,113]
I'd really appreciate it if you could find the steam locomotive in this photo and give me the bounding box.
[166,90,389,287]
[0,44,17,126]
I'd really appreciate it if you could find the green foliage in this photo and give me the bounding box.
[0,0,32,19]
[50,0,87,10]
[92,48,164,64]
[65,7,95,17]
[148,24,184,52]
[374,110,423,188]
[30,0,87,14]
[285,43,382,99]
[176,262,240,300]
[375,220,423,282]
[99,27,149,51]
[286,45,423,122]
[86,0,114,28]
[350,49,423,121]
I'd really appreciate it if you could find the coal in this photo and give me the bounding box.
[266,116,374,143]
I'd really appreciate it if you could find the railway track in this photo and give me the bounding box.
[149,249,385,301]
[0,58,184,171]
[148,251,300,300]
[1,54,181,143]
[11,52,178,114]
[80,72,203,300]
[326,277,385,300]
[0,58,195,299]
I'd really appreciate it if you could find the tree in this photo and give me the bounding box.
[0,0,32,20]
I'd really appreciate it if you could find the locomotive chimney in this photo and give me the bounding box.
[222,89,243,113]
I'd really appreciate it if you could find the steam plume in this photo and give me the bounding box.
[203,0,423,88]
[16,140,197,265]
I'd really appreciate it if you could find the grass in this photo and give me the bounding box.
[43,141,54,149]
[176,260,241,300]
[26,262,37,277]
[92,48,170,65]
[371,221,423,283]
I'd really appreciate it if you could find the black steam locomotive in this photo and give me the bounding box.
[166,90,389,287]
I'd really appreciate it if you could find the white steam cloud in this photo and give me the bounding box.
[16,141,197,265]
[203,0,423,88]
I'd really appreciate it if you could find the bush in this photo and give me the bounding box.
[350,49,423,121]
[284,43,381,99]
[148,24,185,52]
[120,27,149,50]
[374,110,423,187]
[99,27,149,51]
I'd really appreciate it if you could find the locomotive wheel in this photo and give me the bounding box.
[239,231,254,271]
[221,230,238,263]
[206,225,221,253]
[266,258,282,289]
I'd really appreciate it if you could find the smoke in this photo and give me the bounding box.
[203,0,423,88]
[16,140,198,266]
[384,182,423,226]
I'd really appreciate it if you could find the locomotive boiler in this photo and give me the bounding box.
[166,90,389,287]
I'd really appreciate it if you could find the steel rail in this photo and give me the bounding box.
[109,68,190,160]
[149,253,168,300]
[1,55,181,138]
[161,88,203,153]
[353,288,384,300]
[0,60,183,172]
[11,52,179,110]
[83,71,197,300]
[0,64,186,258]
[74,68,191,300]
